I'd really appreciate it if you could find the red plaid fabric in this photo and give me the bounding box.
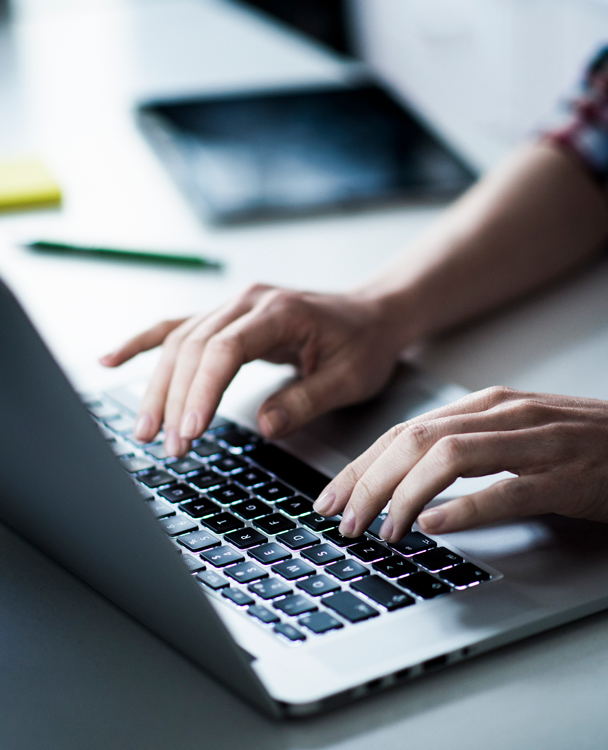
[547,47,608,182]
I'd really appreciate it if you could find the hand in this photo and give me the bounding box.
[312,386,608,539]
[100,284,404,455]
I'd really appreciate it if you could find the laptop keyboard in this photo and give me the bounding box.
[86,395,494,645]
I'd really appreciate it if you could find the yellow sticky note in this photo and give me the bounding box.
[0,157,62,211]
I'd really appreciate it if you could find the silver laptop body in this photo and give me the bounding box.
[2,277,608,718]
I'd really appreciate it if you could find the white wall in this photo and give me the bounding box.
[353,0,608,169]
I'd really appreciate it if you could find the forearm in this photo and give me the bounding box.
[358,140,608,347]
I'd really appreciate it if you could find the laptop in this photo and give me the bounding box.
[2,276,608,718]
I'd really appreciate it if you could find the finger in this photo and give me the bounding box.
[257,362,369,439]
[133,321,200,444]
[176,303,306,447]
[384,426,564,541]
[99,318,187,367]
[162,296,276,451]
[313,402,544,522]
[416,474,552,533]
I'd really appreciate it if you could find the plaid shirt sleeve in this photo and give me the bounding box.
[547,46,608,183]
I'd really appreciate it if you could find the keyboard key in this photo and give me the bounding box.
[254,514,296,535]
[248,542,291,565]
[349,540,392,563]
[207,484,250,506]
[190,471,225,490]
[196,570,229,590]
[414,547,463,572]
[398,571,452,599]
[439,563,490,588]
[225,561,268,584]
[105,414,135,433]
[300,513,341,532]
[201,513,244,534]
[248,604,280,624]
[255,482,294,503]
[272,559,315,580]
[191,439,222,458]
[144,443,169,460]
[247,443,330,499]
[146,499,175,519]
[275,497,314,517]
[224,528,268,549]
[167,456,204,475]
[207,415,235,432]
[373,555,417,578]
[159,484,199,503]
[158,516,198,537]
[274,594,317,616]
[139,470,176,488]
[233,468,271,487]
[133,482,154,500]
[110,440,135,457]
[231,498,273,520]
[273,623,306,642]
[88,401,120,419]
[391,531,437,556]
[301,544,344,566]
[326,559,369,581]
[366,512,389,539]
[322,528,366,547]
[177,530,221,552]
[248,577,292,600]
[276,528,320,550]
[209,455,249,474]
[181,554,206,572]
[218,428,257,448]
[322,591,379,623]
[299,611,343,634]
[201,545,244,567]
[297,574,340,597]
[351,575,415,611]
[179,497,222,518]
[222,587,254,606]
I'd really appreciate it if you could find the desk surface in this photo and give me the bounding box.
[1,2,608,748]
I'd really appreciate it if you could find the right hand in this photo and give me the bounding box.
[100,284,404,455]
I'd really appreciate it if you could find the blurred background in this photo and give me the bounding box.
[3,0,608,395]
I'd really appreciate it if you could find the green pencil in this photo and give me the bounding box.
[24,240,224,269]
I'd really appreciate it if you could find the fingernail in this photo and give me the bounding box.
[418,507,446,533]
[165,429,185,457]
[339,506,356,536]
[379,515,394,541]
[260,407,289,437]
[313,486,336,515]
[180,411,200,439]
[134,413,153,440]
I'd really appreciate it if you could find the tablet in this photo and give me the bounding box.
[138,82,477,224]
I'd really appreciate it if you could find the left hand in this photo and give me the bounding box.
[312,386,608,540]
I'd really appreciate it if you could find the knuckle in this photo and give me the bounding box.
[262,288,301,315]
[479,385,516,408]
[498,479,530,513]
[399,420,432,452]
[207,331,243,356]
[458,493,483,525]
[434,435,466,466]
[243,282,271,301]
[352,473,382,508]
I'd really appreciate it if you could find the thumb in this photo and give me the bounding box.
[257,367,349,438]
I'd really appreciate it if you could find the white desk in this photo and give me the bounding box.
[1,2,608,748]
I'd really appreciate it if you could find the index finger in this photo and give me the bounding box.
[178,305,305,439]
